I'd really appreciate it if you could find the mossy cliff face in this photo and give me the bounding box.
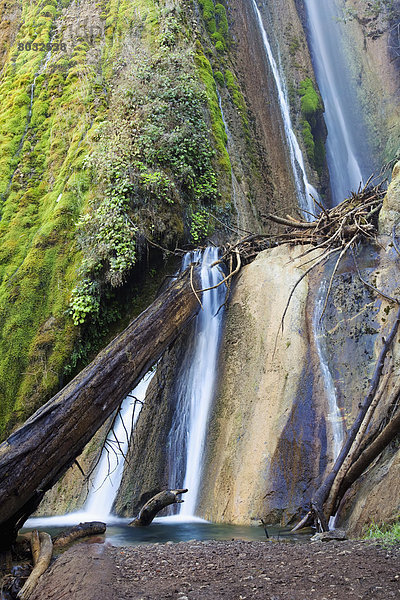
[0,0,274,440]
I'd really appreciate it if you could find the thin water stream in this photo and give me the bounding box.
[26,371,154,527]
[251,0,319,219]
[1,47,53,206]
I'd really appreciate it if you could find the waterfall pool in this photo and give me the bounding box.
[22,516,311,546]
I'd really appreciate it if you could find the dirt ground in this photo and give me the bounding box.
[28,538,400,600]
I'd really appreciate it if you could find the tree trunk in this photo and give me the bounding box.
[129,489,188,526]
[311,305,400,529]
[17,532,52,600]
[53,522,107,549]
[335,406,400,512]
[0,266,202,549]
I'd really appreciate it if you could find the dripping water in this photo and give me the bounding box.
[1,46,53,207]
[251,0,319,220]
[167,248,225,517]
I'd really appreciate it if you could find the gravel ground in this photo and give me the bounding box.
[30,539,400,600]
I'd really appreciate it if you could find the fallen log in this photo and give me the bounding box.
[53,522,106,549]
[0,266,202,549]
[130,489,188,526]
[334,406,400,513]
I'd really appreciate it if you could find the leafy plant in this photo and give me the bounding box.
[364,519,400,546]
[190,208,212,242]
[69,280,100,325]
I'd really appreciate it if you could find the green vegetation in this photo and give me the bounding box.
[225,69,249,133]
[0,0,240,437]
[298,78,325,173]
[190,208,213,243]
[364,519,400,546]
[199,0,229,52]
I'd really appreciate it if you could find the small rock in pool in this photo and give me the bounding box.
[311,529,347,542]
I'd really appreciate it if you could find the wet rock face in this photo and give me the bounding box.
[197,220,400,528]
[379,161,400,235]
[196,245,326,525]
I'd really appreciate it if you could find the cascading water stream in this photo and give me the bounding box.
[84,371,154,520]
[313,280,344,461]
[303,0,373,205]
[26,371,154,527]
[313,279,345,530]
[167,248,225,517]
[251,0,319,220]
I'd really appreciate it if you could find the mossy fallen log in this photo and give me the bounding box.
[0,266,202,550]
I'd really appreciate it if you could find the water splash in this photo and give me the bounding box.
[251,0,319,220]
[168,247,225,517]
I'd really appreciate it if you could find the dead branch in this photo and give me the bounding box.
[17,532,52,600]
[309,304,400,530]
[129,489,188,527]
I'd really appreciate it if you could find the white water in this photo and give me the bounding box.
[313,280,344,462]
[26,371,154,528]
[303,0,370,204]
[84,371,154,519]
[168,248,225,517]
[251,0,319,220]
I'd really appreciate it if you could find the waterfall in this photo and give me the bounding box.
[25,371,154,527]
[251,0,319,220]
[303,0,373,205]
[167,248,225,517]
[313,280,344,463]
[84,371,154,520]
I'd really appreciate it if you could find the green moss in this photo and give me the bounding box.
[215,3,228,38]
[298,77,322,120]
[196,50,230,175]
[214,70,224,87]
[225,69,249,132]
[0,0,247,437]
[302,119,315,163]
[298,78,324,173]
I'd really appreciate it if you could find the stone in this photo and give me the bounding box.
[311,529,347,542]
